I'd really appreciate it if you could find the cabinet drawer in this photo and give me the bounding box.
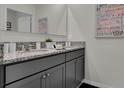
[5,54,65,84]
[66,49,84,61]
[5,73,41,88]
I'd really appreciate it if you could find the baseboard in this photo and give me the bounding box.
[82,79,112,88]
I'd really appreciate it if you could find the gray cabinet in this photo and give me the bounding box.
[75,56,84,86]
[2,48,85,88]
[5,73,41,88]
[66,56,84,88]
[66,49,84,61]
[66,59,76,88]
[6,54,65,84]
[41,64,65,88]
[6,64,65,88]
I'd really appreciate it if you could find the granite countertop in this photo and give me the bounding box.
[0,46,84,66]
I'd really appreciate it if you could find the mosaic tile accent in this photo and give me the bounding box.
[0,44,4,58]
[16,42,36,51]
[55,41,66,46]
[40,42,46,48]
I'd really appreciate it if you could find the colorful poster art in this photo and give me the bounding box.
[38,17,47,34]
[96,4,124,37]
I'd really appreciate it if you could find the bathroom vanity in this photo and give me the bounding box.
[0,4,86,88]
[0,47,85,88]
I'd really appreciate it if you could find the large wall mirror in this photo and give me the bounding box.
[0,4,67,36]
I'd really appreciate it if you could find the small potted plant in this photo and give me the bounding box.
[45,38,53,48]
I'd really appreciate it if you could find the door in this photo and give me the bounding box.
[75,56,85,86]
[5,73,41,88]
[66,59,76,88]
[41,64,65,88]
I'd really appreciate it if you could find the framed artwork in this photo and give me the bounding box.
[96,4,124,37]
[38,17,47,34]
[7,21,12,31]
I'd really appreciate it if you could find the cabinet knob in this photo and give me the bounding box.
[47,73,50,77]
[42,75,46,79]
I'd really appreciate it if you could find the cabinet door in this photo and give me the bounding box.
[41,64,65,88]
[66,59,76,88]
[5,73,41,88]
[40,71,47,88]
[6,54,65,84]
[75,56,85,86]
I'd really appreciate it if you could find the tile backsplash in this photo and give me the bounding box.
[0,41,85,55]
[56,41,66,46]
[16,42,47,51]
[0,44,4,58]
[40,42,46,48]
[16,42,36,51]
[15,41,67,51]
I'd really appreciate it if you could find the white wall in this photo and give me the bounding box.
[68,4,124,88]
[67,6,85,41]
[0,4,67,42]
